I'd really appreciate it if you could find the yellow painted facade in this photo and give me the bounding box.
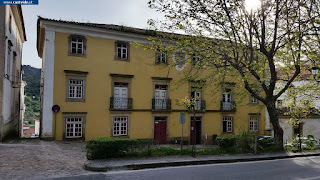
[38,18,266,143]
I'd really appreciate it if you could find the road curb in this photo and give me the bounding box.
[84,153,320,172]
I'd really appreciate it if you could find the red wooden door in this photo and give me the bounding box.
[154,118,167,144]
[190,118,201,145]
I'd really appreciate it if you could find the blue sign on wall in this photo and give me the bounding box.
[0,0,38,5]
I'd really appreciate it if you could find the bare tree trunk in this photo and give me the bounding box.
[266,102,284,150]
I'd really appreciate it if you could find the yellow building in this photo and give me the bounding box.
[37,17,266,144]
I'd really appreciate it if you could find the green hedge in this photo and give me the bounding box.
[216,135,237,151]
[86,137,153,160]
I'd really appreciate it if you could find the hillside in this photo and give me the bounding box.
[22,65,41,123]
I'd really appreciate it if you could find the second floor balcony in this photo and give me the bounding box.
[190,100,206,111]
[152,98,171,110]
[221,101,236,111]
[110,97,133,109]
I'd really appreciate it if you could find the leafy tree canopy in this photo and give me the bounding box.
[146,0,320,149]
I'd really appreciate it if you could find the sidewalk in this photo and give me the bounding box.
[85,149,320,172]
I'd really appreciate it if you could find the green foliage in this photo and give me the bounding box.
[304,135,317,150]
[216,135,237,152]
[22,65,41,121]
[22,65,41,97]
[236,129,255,153]
[86,137,154,160]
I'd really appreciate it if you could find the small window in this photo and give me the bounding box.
[113,116,128,136]
[155,48,167,64]
[116,42,129,60]
[6,41,12,80]
[69,35,86,56]
[249,115,259,132]
[65,75,87,102]
[65,117,83,138]
[250,89,259,104]
[223,116,233,132]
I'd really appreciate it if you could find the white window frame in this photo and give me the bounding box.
[68,79,83,99]
[223,116,233,133]
[116,42,128,60]
[70,37,84,55]
[113,116,128,136]
[65,74,87,102]
[156,49,167,64]
[65,117,83,138]
[6,45,11,79]
[155,85,168,109]
[249,115,259,132]
[113,83,129,109]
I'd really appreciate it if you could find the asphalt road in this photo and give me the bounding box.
[53,156,320,180]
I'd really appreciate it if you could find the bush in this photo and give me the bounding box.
[258,137,276,152]
[236,130,255,153]
[86,137,153,160]
[217,135,237,152]
[304,135,317,150]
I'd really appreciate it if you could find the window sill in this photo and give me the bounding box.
[112,135,129,138]
[68,53,87,58]
[221,132,234,135]
[155,62,168,65]
[114,58,130,62]
[66,98,86,102]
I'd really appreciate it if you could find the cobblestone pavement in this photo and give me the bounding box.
[0,139,93,180]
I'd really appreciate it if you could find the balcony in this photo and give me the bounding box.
[190,100,206,111]
[221,101,236,111]
[110,97,133,109]
[276,107,291,114]
[152,98,171,110]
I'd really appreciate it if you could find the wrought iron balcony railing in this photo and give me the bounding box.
[220,101,236,111]
[110,97,133,109]
[190,100,206,111]
[152,98,171,110]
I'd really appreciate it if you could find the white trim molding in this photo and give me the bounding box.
[41,30,55,138]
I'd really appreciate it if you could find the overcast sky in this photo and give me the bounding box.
[21,0,163,68]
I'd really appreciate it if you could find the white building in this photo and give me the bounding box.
[0,5,26,141]
[266,80,320,143]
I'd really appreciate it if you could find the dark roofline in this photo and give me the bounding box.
[37,16,166,37]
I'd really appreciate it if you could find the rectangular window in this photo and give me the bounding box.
[116,42,128,60]
[223,116,233,132]
[71,37,83,54]
[222,88,233,110]
[6,44,11,79]
[65,72,87,102]
[68,80,83,99]
[191,87,202,110]
[155,85,168,109]
[69,35,86,56]
[249,115,259,132]
[113,116,128,136]
[65,117,83,138]
[113,82,129,109]
[156,49,167,64]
